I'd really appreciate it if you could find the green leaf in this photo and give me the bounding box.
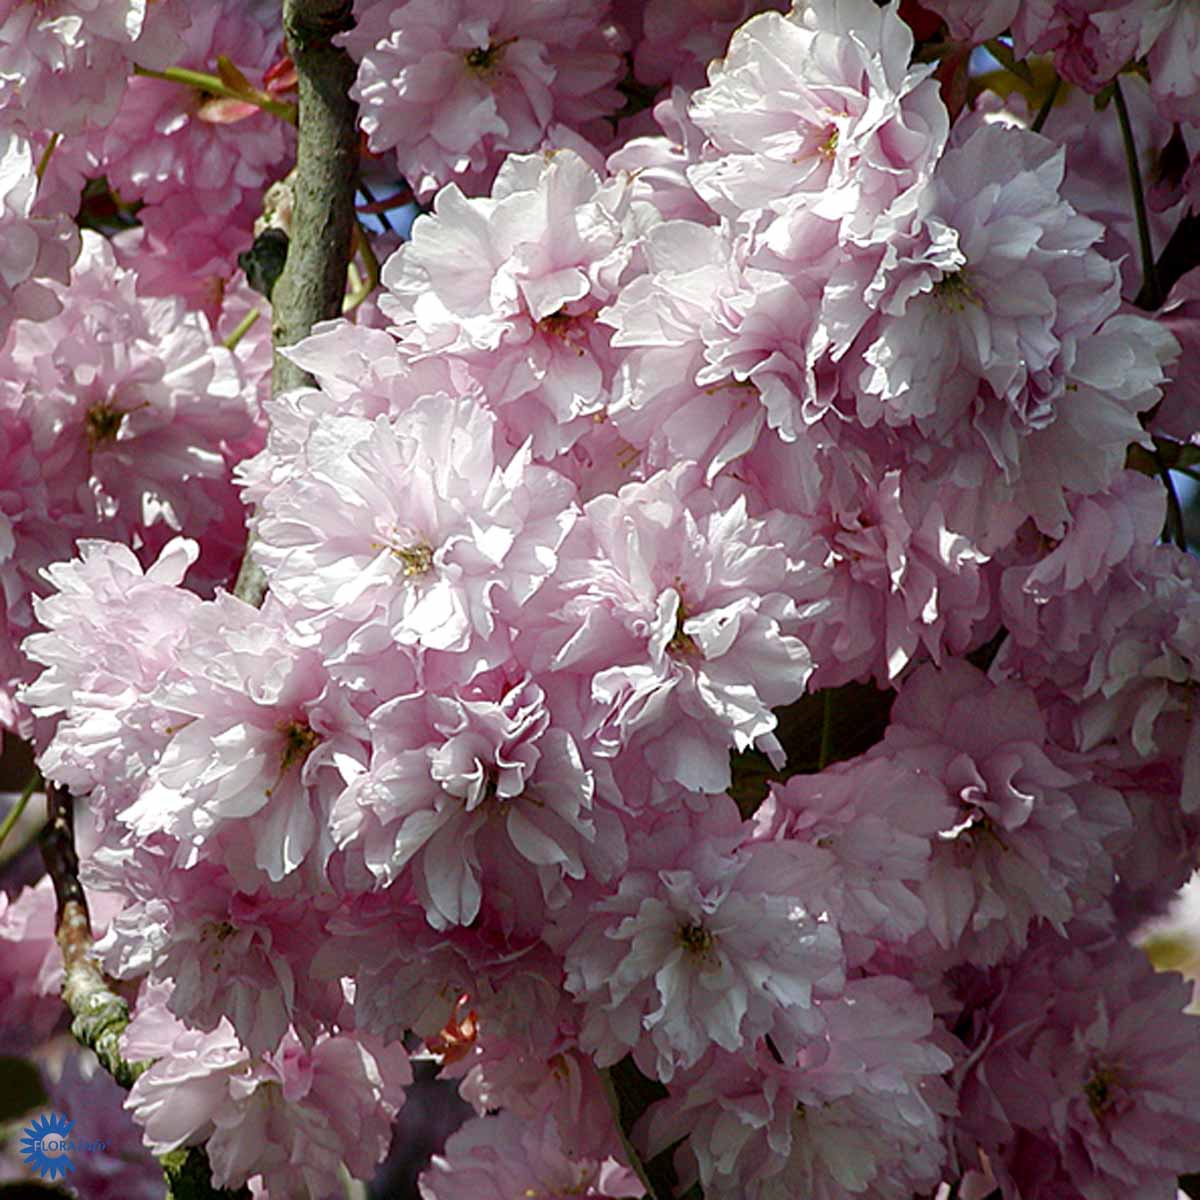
[0,1057,47,1123]
[215,55,258,100]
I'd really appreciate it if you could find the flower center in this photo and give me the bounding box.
[678,922,715,956]
[394,542,434,578]
[666,585,700,659]
[198,919,237,968]
[480,763,503,806]
[538,307,594,357]
[85,403,126,447]
[937,805,997,851]
[933,269,980,313]
[372,526,435,578]
[1085,1064,1121,1118]
[465,35,518,75]
[266,717,320,796]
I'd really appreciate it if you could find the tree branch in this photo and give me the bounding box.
[271,0,359,395]
[39,782,143,1090]
[39,783,249,1200]
[232,0,359,608]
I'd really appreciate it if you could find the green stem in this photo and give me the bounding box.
[1030,74,1061,134]
[34,133,61,182]
[223,306,262,351]
[599,1066,662,1200]
[343,221,380,313]
[1158,457,1188,550]
[133,63,297,124]
[818,690,834,771]
[0,770,41,856]
[338,1164,368,1200]
[1112,77,1162,310]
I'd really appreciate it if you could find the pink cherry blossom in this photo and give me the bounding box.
[1154,266,1200,441]
[21,537,202,818]
[1145,0,1200,123]
[93,0,293,211]
[116,592,369,889]
[0,130,79,343]
[643,976,953,1200]
[379,149,648,458]
[341,0,625,199]
[625,0,788,91]
[113,194,266,329]
[880,660,1129,965]
[124,982,411,1197]
[1015,1,1146,94]
[686,0,948,233]
[252,393,576,690]
[920,0,1018,42]
[599,217,779,480]
[557,803,843,1082]
[0,0,188,135]
[91,837,344,1056]
[759,755,949,957]
[331,675,618,932]
[957,921,1200,1200]
[823,120,1121,440]
[0,231,253,549]
[419,1109,643,1200]
[526,464,827,796]
[793,458,995,689]
[997,536,1200,811]
[0,876,72,1054]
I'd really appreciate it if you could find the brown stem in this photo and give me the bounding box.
[233,0,359,608]
[39,783,247,1199]
[271,0,359,395]
[38,784,142,1086]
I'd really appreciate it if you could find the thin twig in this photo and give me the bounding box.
[222,307,262,351]
[343,220,380,313]
[818,690,834,771]
[1030,74,1061,134]
[356,177,395,234]
[132,63,296,124]
[599,1066,663,1200]
[1112,77,1162,310]
[0,769,41,856]
[34,133,61,182]
[1157,457,1189,550]
[40,782,145,1089]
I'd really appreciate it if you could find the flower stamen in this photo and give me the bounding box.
[465,35,518,75]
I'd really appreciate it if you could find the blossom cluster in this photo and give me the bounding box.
[3,0,1200,1198]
